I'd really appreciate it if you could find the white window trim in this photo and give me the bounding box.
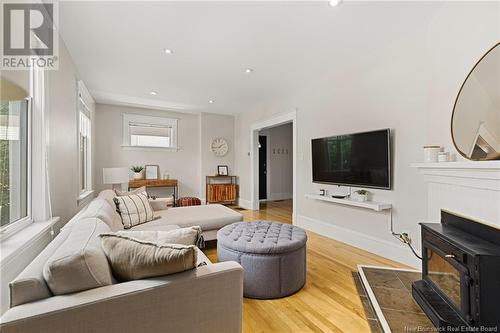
[77,81,94,204]
[121,113,179,151]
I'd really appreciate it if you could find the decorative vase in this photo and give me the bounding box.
[133,172,142,180]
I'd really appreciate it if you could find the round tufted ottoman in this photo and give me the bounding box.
[217,221,307,299]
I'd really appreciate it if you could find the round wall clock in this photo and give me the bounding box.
[211,138,228,157]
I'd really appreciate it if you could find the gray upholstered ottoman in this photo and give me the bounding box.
[217,221,307,299]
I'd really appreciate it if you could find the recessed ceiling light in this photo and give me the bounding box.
[245,68,254,73]
[209,100,214,104]
[150,91,157,96]
[328,0,341,6]
[164,48,173,54]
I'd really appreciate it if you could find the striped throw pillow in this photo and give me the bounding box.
[113,192,154,229]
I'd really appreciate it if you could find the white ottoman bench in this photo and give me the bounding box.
[217,221,307,299]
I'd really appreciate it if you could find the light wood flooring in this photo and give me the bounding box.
[203,200,405,333]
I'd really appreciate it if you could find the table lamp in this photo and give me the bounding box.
[102,167,129,190]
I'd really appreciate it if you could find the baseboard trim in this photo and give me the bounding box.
[268,192,293,201]
[296,214,421,268]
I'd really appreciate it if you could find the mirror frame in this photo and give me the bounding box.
[451,42,500,161]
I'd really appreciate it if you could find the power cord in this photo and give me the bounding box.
[389,210,422,260]
[391,231,422,260]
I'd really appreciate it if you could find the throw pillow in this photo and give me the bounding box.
[113,192,154,229]
[43,218,114,295]
[99,233,197,281]
[116,226,204,248]
[114,186,147,197]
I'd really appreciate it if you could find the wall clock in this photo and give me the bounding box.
[211,138,228,157]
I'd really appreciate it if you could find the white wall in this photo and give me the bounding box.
[200,113,235,200]
[47,37,96,230]
[94,105,235,200]
[260,123,293,200]
[94,104,200,197]
[234,2,500,267]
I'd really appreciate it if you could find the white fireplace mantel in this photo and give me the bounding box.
[411,161,500,226]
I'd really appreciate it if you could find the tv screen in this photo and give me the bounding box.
[311,129,391,189]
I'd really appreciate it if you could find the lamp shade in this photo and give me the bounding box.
[103,167,129,185]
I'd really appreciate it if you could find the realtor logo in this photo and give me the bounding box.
[1,2,59,69]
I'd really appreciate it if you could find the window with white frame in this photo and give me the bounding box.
[1,66,53,239]
[77,81,93,197]
[0,98,30,229]
[123,114,177,149]
[1,68,33,238]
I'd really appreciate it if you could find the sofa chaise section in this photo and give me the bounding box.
[134,204,243,240]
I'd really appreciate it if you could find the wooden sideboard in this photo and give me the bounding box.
[206,176,237,205]
[128,179,178,205]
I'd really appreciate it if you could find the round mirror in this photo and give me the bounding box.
[452,43,500,161]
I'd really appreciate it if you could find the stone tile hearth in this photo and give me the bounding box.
[356,266,434,333]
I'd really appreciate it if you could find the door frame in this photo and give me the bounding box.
[250,110,297,224]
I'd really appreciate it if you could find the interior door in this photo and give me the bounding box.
[259,136,267,200]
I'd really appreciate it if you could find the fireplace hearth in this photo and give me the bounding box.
[413,210,500,331]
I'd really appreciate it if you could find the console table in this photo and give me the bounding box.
[128,179,178,206]
[206,176,237,205]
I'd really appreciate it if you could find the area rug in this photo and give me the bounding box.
[355,265,434,333]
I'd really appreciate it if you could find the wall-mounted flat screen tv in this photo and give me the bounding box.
[311,129,391,189]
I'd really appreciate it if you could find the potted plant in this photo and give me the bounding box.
[131,166,144,180]
[354,189,369,202]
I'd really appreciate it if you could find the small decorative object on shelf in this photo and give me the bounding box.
[144,165,159,180]
[354,189,369,202]
[131,166,144,180]
[423,145,441,163]
[438,151,450,162]
[217,165,229,176]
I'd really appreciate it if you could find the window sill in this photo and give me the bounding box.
[0,217,60,267]
[78,190,95,206]
[120,145,180,152]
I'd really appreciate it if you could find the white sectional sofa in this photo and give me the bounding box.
[0,190,244,333]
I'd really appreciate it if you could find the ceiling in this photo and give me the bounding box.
[58,1,441,114]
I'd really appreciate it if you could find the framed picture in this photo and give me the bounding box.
[145,165,159,180]
[217,165,229,176]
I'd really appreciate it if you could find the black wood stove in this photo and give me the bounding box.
[413,210,500,331]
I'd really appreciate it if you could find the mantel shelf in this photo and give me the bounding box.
[411,161,500,170]
[305,194,392,212]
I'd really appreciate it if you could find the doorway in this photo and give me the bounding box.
[250,111,297,223]
[258,136,267,200]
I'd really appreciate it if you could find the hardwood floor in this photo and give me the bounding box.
[204,199,405,333]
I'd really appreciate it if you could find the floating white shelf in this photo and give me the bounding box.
[305,194,392,212]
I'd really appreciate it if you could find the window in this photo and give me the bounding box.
[1,67,53,239]
[77,81,93,198]
[0,99,30,228]
[78,112,91,193]
[123,114,177,149]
